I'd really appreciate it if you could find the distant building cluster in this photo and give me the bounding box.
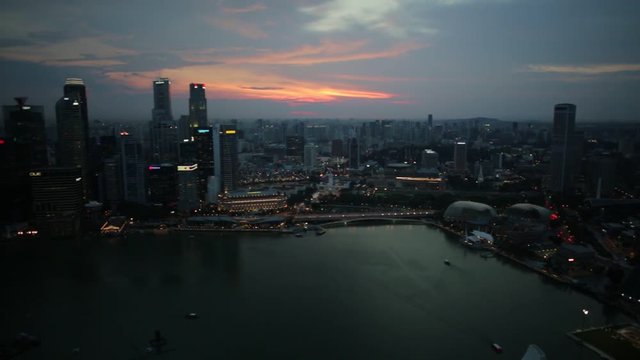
[2,77,640,241]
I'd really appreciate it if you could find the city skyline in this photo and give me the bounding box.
[1,0,639,121]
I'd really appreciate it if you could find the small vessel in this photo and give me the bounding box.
[491,343,503,353]
[315,228,326,236]
[444,259,451,266]
[185,312,199,319]
[295,232,303,238]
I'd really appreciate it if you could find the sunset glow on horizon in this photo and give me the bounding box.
[0,0,638,119]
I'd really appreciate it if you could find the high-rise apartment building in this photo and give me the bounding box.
[214,124,239,193]
[149,78,178,163]
[189,83,207,129]
[63,78,89,153]
[304,143,319,171]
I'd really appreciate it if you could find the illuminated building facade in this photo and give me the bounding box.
[217,191,287,213]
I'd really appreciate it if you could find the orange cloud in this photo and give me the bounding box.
[105,64,394,103]
[216,40,425,65]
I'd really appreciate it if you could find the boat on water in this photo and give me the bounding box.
[315,228,326,236]
[444,259,451,266]
[491,343,503,353]
[295,232,303,238]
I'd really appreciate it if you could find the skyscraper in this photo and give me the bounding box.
[2,97,47,223]
[177,163,199,214]
[119,131,146,204]
[149,78,178,163]
[63,78,89,154]
[550,103,582,193]
[30,167,84,237]
[56,95,86,169]
[214,124,239,193]
[453,142,467,172]
[189,83,207,129]
[56,81,91,200]
[153,78,172,121]
[2,97,47,168]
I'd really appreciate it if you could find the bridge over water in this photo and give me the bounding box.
[292,210,436,225]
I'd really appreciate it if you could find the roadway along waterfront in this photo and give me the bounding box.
[0,225,629,359]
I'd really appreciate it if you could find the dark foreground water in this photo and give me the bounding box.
[0,225,628,359]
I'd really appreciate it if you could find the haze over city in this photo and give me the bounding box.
[1,0,640,120]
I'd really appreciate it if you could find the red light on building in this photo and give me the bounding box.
[550,213,559,221]
[0,138,5,145]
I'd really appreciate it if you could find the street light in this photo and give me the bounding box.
[581,309,589,329]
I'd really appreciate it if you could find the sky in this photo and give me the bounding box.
[1,0,639,122]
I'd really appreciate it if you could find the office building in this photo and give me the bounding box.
[102,156,122,209]
[119,132,146,204]
[453,142,467,172]
[56,80,91,199]
[149,78,178,163]
[549,104,582,193]
[194,127,214,201]
[30,167,84,237]
[147,163,177,206]
[63,78,89,154]
[214,124,239,193]
[189,83,207,128]
[177,163,199,214]
[3,97,47,169]
[421,149,439,169]
[348,137,359,169]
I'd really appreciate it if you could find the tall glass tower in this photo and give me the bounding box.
[149,78,178,163]
[550,103,581,193]
[189,83,207,129]
[214,124,239,193]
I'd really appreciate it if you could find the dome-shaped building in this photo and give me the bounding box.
[505,203,551,223]
[443,201,497,225]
